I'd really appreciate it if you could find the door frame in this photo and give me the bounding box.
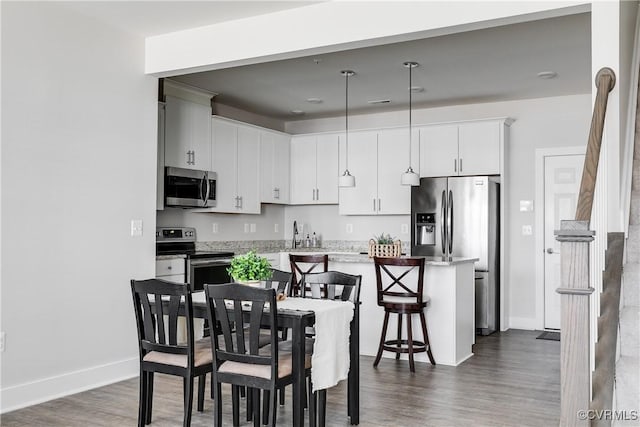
[535,146,585,330]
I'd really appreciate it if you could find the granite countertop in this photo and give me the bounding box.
[327,253,479,265]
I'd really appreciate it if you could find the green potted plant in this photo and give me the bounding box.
[227,250,272,286]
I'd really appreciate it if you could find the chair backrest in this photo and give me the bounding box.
[204,283,278,377]
[373,257,426,306]
[301,271,362,304]
[289,254,328,296]
[264,268,292,296]
[130,278,195,365]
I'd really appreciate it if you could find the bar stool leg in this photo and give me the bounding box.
[420,311,436,365]
[373,311,390,367]
[406,313,415,373]
[396,313,402,360]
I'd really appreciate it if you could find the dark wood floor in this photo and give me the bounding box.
[1,330,560,426]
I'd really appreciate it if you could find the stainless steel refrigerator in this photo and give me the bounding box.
[411,176,499,335]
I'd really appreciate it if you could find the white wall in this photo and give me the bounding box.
[285,94,592,329]
[1,2,157,412]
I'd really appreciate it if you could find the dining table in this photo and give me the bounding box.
[160,292,360,426]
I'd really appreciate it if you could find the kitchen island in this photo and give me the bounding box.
[279,252,478,366]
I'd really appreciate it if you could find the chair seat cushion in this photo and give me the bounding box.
[143,338,212,368]
[218,352,311,380]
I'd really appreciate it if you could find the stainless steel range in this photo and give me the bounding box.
[156,227,234,291]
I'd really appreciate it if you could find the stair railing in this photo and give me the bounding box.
[556,67,616,427]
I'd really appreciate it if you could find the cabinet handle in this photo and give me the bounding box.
[192,150,196,165]
[239,196,243,209]
[312,189,315,200]
[373,199,376,212]
[274,188,279,199]
[187,150,191,165]
[454,158,457,173]
[378,198,381,212]
[459,158,463,172]
[234,196,239,208]
[316,188,319,200]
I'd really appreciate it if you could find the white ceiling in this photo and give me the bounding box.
[62,2,591,121]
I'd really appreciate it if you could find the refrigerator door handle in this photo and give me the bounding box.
[448,190,454,255]
[441,190,447,255]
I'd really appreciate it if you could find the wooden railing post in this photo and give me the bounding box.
[556,220,595,427]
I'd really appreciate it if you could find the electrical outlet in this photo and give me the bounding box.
[130,219,143,237]
[401,224,409,234]
[244,223,250,233]
[346,224,353,234]
[212,223,219,233]
[250,223,256,233]
[274,223,279,233]
[1,332,5,352]
[522,225,533,236]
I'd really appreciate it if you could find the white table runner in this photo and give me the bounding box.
[278,297,354,391]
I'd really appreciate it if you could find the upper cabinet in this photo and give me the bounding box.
[419,119,509,177]
[164,95,212,171]
[290,134,339,205]
[210,117,261,214]
[339,128,417,215]
[261,130,291,204]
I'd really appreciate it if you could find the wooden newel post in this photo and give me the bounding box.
[555,220,595,427]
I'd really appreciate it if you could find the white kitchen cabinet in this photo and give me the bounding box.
[260,130,290,204]
[164,95,211,171]
[290,133,339,204]
[156,258,186,283]
[209,117,261,214]
[419,119,505,177]
[339,128,415,215]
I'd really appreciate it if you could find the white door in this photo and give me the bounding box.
[543,154,584,330]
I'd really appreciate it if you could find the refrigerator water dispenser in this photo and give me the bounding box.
[416,213,435,246]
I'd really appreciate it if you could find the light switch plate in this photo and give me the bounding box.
[274,223,279,233]
[1,331,6,352]
[244,223,250,233]
[401,224,409,234]
[520,200,534,212]
[346,224,353,234]
[212,223,218,233]
[130,219,143,237]
[250,223,256,233]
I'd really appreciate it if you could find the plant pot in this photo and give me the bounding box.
[235,279,262,288]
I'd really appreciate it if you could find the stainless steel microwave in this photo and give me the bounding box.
[165,166,217,208]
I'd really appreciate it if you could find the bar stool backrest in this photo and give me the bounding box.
[373,257,426,307]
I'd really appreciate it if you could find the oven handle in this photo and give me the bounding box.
[189,259,232,267]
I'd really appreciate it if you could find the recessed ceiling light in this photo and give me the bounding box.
[368,99,391,105]
[537,71,558,79]
[306,98,323,104]
[410,86,424,93]
[290,109,305,115]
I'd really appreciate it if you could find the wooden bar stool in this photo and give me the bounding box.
[289,254,328,297]
[373,257,436,372]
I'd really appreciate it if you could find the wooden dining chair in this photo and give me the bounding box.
[263,268,292,297]
[130,278,213,427]
[372,257,436,372]
[204,282,310,427]
[298,270,362,427]
[289,254,328,297]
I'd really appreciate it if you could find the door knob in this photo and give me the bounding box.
[546,248,558,254]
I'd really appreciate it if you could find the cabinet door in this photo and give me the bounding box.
[315,133,339,204]
[236,125,261,214]
[211,118,238,212]
[377,128,412,214]
[419,124,459,177]
[189,101,212,171]
[290,136,317,204]
[272,133,290,204]
[164,96,192,169]
[457,121,500,176]
[339,131,378,215]
[260,131,290,204]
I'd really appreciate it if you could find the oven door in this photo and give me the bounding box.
[187,258,232,291]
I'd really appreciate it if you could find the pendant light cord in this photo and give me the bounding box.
[345,71,349,171]
[408,63,412,167]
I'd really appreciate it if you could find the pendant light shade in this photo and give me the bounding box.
[339,70,356,188]
[401,61,420,186]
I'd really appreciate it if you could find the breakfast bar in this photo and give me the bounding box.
[280,252,478,366]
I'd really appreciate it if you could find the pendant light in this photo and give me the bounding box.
[401,61,420,186]
[339,70,356,187]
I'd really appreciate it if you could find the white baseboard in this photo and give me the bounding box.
[1,357,138,414]
[508,316,538,330]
